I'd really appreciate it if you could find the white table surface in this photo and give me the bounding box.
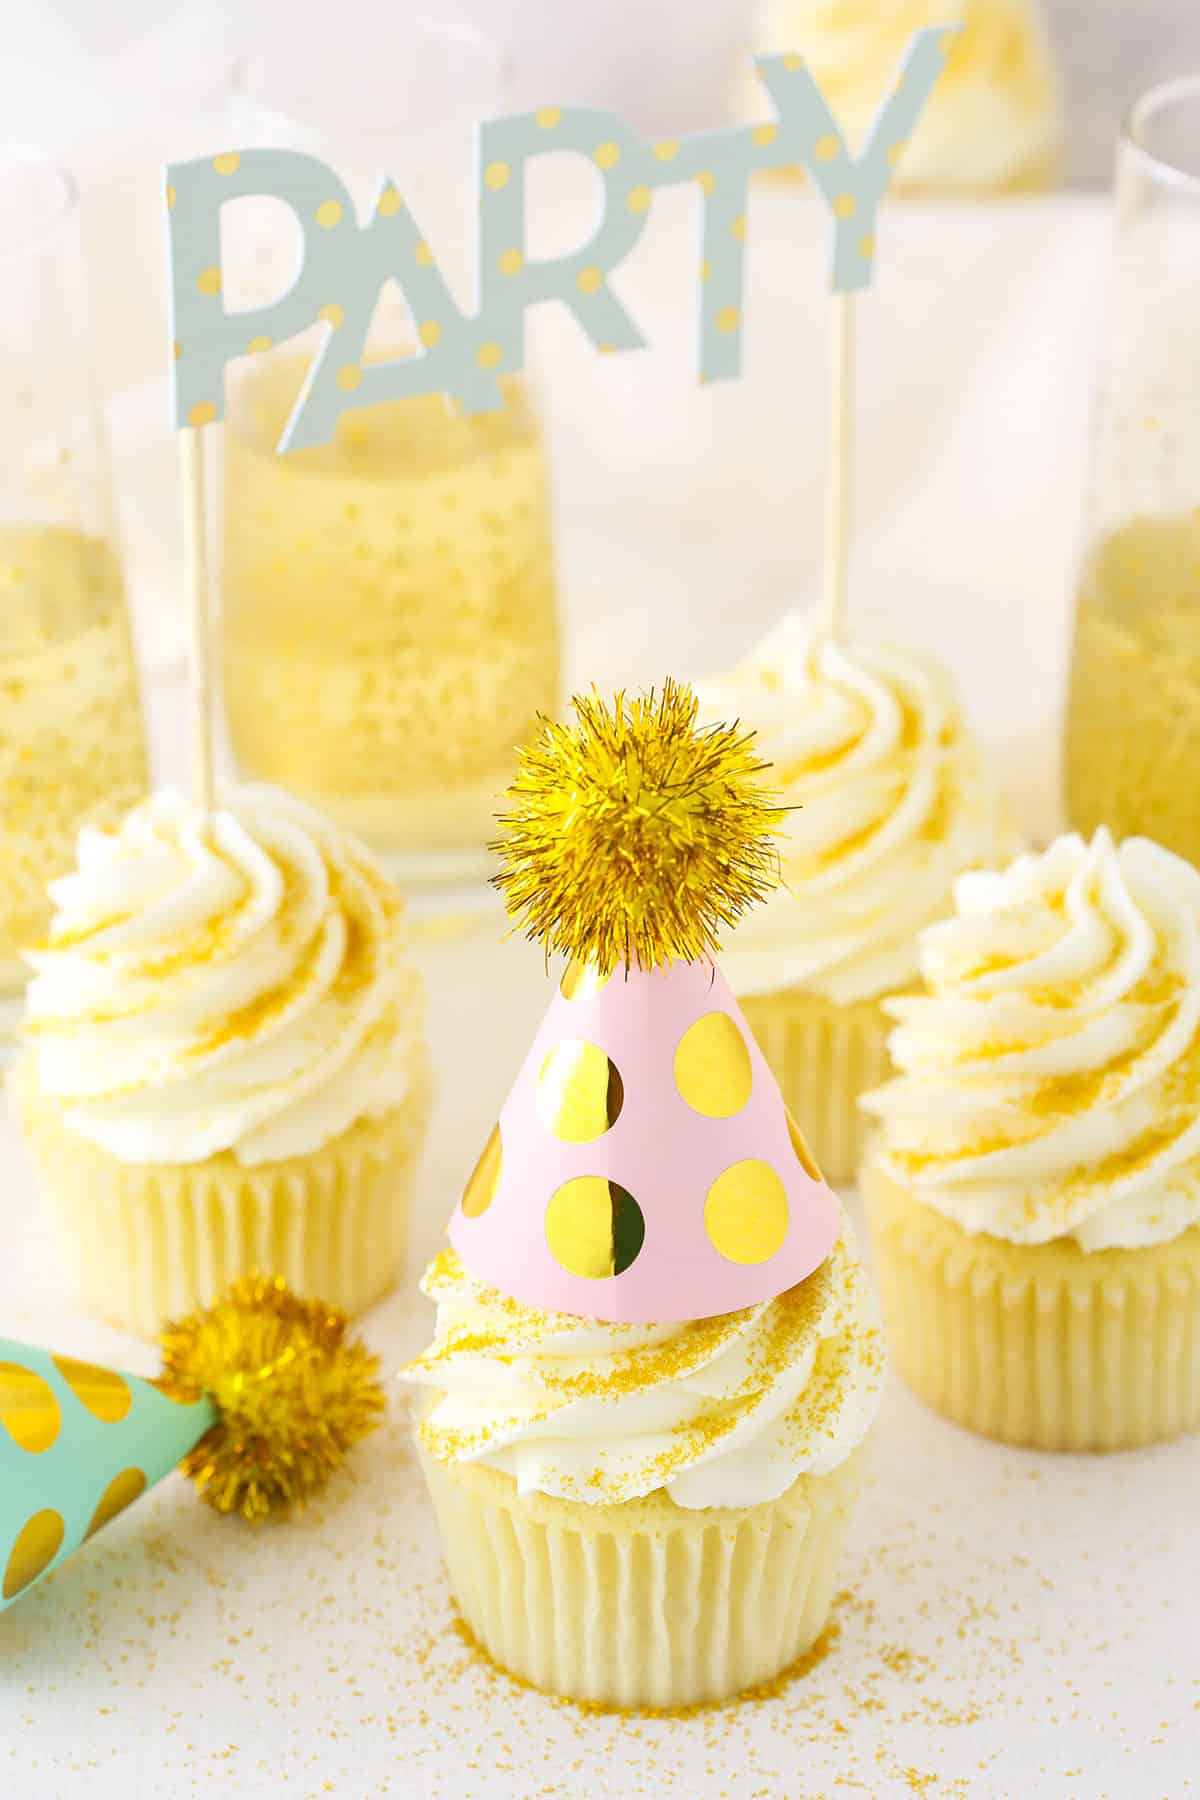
[3,194,1198,1800]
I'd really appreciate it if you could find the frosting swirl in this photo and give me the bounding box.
[21,785,424,1166]
[739,0,1062,194]
[695,615,1013,1005]
[402,1227,882,1510]
[863,832,1200,1251]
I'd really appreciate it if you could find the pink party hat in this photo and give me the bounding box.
[448,681,840,1324]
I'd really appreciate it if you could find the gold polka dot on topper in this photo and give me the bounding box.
[0,1280,385,1614]
[448,680,842,1324]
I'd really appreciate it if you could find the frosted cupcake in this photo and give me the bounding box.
[12,785,430,1335]
[406,1229,882,1707]
[696,615,1013,1181]
[861,831,1200,1451]
[403,680,884,1707]
[736,0,1063,194]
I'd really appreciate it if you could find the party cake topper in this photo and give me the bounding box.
[447,681,841,1324]
[165,28,956,450]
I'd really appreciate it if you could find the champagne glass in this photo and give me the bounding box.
[0,147,148,1020]
[221,15,561,888]
[1065,77,1200,858]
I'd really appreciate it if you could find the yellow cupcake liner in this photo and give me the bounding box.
[11,1054,432,1336]
[416,1437,864,1708]
[738,988,892,1185]
[862,1162,1200,1451]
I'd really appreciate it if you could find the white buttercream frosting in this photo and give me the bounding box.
[21,785,424,1166]
[739,0,1062,193]
[402,1226,883,1511]
[863,832,1200,1251]
[695,615,1013,1005]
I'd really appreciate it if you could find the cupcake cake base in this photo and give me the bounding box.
[863,1165,1200,1451]
[417,1440,864,1708]
[12,1054,432,1336]
[738,988,891,1184]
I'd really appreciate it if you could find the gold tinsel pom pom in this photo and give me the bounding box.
[157,1277,385,1522]
[495,679,783,974]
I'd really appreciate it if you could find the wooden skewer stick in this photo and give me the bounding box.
[179,424,215,812]
[817,290,855,645]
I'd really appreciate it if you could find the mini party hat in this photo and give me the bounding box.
[448,680,840,1323]
[0,1278,384,1613]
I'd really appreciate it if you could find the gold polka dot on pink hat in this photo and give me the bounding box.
[447,678,841,1324]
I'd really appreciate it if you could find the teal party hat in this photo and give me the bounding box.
[0,1278,385,1614]
[0,1341,214,1609]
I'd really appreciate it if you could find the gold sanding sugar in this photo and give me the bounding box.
[414,1246,871,1496]
[219,354,559,848]
[0,527,147,985]
[1066,512,1200,864]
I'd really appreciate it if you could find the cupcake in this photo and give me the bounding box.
[861,831,1200,1451]
[402,681,884,1707]
[695,614,1013,1182]
[12,785,430,1335]
[736,0,1063,195]
[406,1226,882,1707]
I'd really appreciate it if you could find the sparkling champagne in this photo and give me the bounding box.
[0,526,148,989]
[220,356,560,866]
[1066,513,1200,863]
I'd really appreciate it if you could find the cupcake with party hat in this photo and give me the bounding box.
[403,681,884,1708]
[12,784,431,1335]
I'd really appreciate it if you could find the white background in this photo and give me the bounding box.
[1,180,1199,1795]
[5,0,1200,178]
